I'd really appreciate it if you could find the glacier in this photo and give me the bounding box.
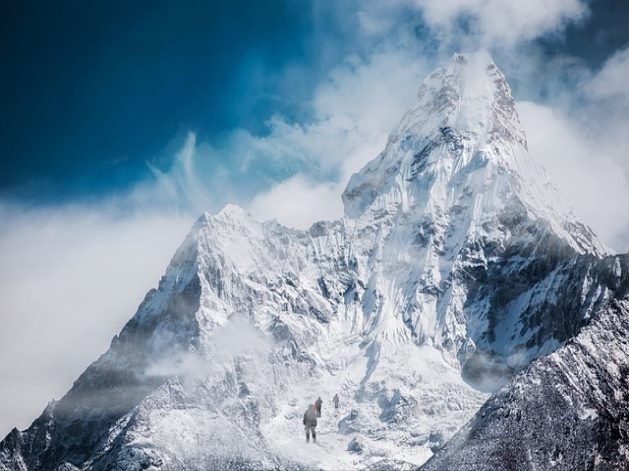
[1,52,626,471]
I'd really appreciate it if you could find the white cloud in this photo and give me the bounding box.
[248,51,427,226]
[586,46,629,105]
[403,0,589,47]
[583,46,629,178]
[524,44,629,253]
[263,49,428,177]
[0,202,192,436]
[249,174,342,229]
[518,100,629,252]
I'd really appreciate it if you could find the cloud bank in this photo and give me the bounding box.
[517,43,629,251]
[0,202,192,434]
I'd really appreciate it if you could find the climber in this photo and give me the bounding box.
[314,396,323,417]
[303,404,318,443]
[333,393,339,410]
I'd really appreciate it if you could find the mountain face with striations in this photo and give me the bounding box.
[1,52,626,471]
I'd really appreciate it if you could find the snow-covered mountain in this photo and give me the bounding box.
[1,52,624,471]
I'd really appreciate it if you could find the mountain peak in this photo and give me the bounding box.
[432,50,497,91]
[442,50,495,76]
[342,51,607,257]
[451,50,493,64]
[195,204,254,235]
[408,50,526,150]
[342,51,527,219]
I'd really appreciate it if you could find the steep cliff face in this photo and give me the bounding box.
[422,256,629,471]
[0,52,620,471]
[341,51,609,386]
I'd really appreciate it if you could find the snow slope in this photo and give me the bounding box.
[0,52,620,471]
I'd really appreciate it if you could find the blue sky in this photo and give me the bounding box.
[1,0,322,199]
[1,0,629,437]
[2,0,627,203]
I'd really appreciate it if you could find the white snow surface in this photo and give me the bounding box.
[1,52,612,471]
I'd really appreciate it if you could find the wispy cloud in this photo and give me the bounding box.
[411,0,589,46]
[585,46,629,105]
[154,48,430,228]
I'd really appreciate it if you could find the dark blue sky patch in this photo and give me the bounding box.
[538,0,629,68]
[0,0,339,200]
[0,0,627,202]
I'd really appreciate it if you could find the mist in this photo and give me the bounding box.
[0,201,192,436]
